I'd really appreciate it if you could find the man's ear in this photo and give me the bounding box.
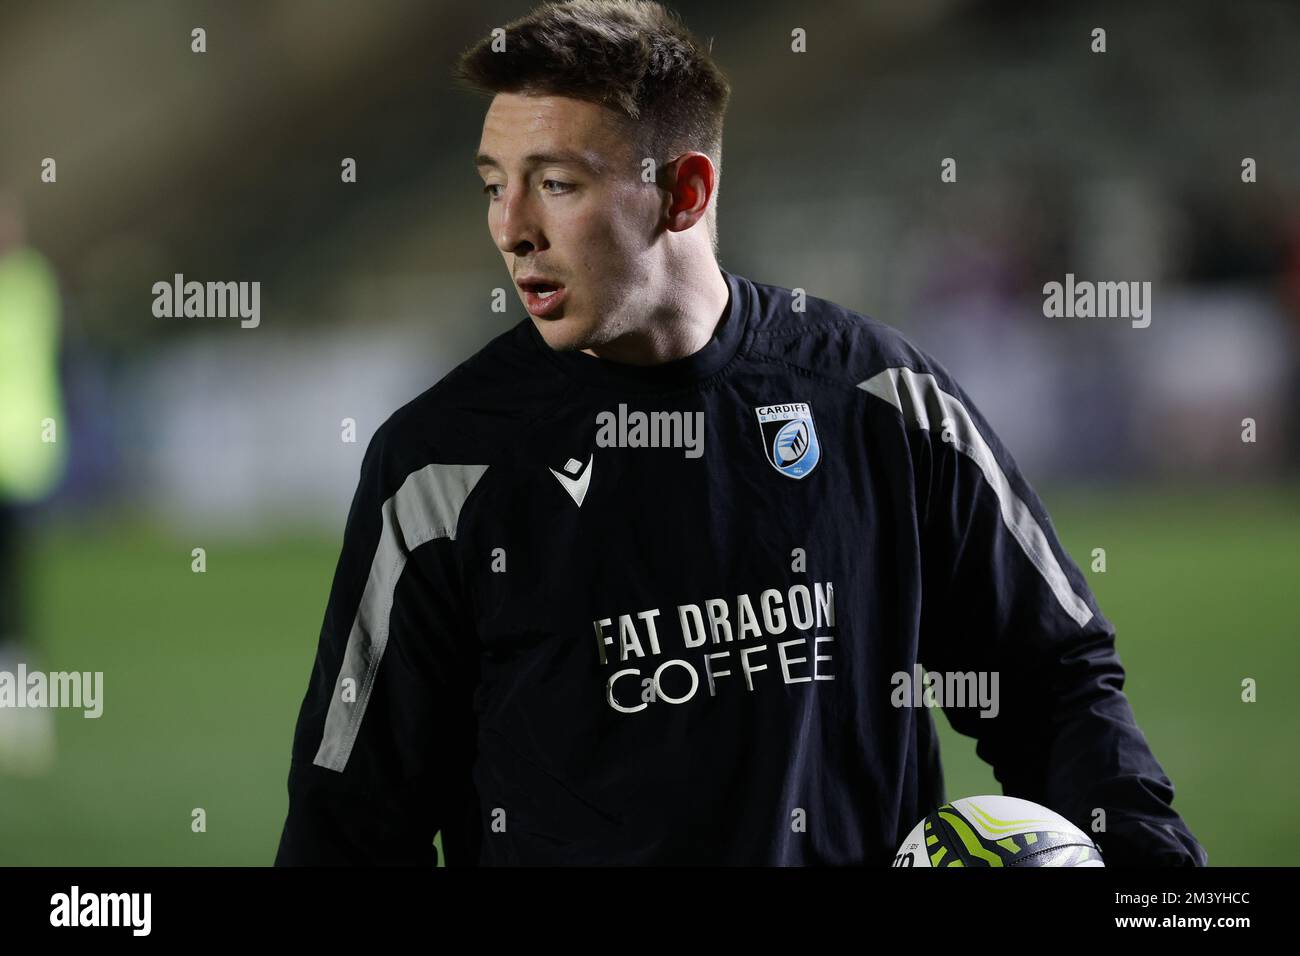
[662,152,716,234]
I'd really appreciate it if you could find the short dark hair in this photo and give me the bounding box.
[454,0,731,251]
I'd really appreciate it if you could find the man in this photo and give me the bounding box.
[275,0,1206,866]
[0,189,66,776]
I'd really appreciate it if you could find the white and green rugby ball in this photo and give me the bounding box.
[892,795,1105,867]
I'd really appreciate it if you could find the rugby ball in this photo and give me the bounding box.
[892,795,1105,867]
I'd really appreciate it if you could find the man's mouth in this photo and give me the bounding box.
[517,277,568,318]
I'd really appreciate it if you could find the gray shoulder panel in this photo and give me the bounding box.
[860,367,1093,628]
[313,462,489,772]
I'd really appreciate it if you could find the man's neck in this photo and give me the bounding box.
[580,259,730,366]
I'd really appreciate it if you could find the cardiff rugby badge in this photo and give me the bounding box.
[755,402,821,479]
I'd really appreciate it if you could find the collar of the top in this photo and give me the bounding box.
[523,267,753,392]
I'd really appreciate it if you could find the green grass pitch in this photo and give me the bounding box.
[1,484,1295,865]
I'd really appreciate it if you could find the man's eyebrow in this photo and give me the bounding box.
[474,149,607,175]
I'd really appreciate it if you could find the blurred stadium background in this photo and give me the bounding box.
[0,0,1297,864]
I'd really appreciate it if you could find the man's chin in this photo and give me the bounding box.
[532,314,590,352]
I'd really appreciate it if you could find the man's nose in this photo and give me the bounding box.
[493,186,545,255]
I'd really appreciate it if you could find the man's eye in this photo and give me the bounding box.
[542,180,573,194]
[482,184,503,199]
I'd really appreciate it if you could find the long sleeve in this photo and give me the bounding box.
[275,427,484,866]
[894,360,1207,867]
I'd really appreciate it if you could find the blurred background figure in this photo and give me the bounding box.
[0,188,67,776]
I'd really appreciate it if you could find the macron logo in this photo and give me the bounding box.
[550,454,593,507]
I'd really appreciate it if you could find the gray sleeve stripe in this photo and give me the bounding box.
[313,462,490,772]
[859,367,1094,628]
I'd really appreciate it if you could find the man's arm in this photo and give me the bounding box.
[866,360,1207,866]
[275,426,484,866]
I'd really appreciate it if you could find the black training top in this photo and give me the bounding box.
[274,268,1206,866]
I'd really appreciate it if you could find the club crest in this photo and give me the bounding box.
[755,402,821,479]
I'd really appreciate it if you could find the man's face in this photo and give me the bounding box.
[475,92,662,352]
